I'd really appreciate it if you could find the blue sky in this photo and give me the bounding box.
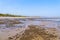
[0,0,60,17]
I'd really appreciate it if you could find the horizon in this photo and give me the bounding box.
[0,0,60,17]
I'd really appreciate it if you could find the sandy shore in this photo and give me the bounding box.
[0,17,60,40]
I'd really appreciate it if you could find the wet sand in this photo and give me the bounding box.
[0,18,60,40]
[0,27,25,40]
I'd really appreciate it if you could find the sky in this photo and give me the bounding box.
[0,0,60,17]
